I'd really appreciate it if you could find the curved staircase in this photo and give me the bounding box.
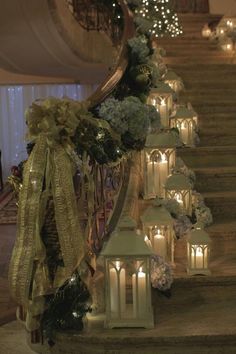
[2,9,236,354]
[0,0,123,83]
[158,13,236,277]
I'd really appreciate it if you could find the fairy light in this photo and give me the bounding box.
[136,0,182,37]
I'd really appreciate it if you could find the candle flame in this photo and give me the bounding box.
[160,99,166,106]
[175,193,183,203]
[115,261,120,270]
[139,267,143,273]
[161,153,167,163]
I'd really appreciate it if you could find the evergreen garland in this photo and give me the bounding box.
[42,272,91,345]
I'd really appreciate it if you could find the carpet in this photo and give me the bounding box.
[0,192,17,225]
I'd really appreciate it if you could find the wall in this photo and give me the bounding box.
[209,0,236,15]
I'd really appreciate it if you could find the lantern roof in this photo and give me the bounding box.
[150,82,174,94]
[165,172,192,190]
[101,216,152,257]
[187,222,211,244]
[164,70,181,81]
[172,106,196,119]
[141,202,173,226]
[145,130,181,148]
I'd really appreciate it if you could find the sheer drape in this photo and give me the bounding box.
[0,84,96,181]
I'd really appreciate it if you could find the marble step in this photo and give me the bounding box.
[30,274,236,353]
[202,191,236,221]
[194,167,236,192]
[178,146,236,168]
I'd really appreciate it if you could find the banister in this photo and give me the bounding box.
[88,0,135,108]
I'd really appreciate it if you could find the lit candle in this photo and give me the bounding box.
[153,229,167,259]
[175,193,183,207]
[147,161,158,197]
[132,267,147,317]
[192,247,204,269]
[227,20,233,28]
[180,121,188,145]
[159,99,169,127]
[202,26,211,38]
[109,261,126,315]
[144,235,152,249]
[159,153,168,197]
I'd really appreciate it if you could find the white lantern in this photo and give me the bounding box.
[170,106,198,146]
[219,17,236,31]
[141,199,175,263]
[165,172,193,216]
[147,83,174,127]
[220,37,234,52]
[187,222,211,276]
[216,23,228,37]
[143,130,181,199]
[101,217,154,329]
[202,24,212,38]
[163,70,184,94]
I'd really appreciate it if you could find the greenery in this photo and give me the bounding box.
[42,272,91,345]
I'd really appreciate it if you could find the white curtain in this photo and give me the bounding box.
[0,84,96,181]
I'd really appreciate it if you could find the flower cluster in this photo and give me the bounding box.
[150,255,173,291]
[98,96,161,147]
[192,192,213,227]
[173,215,192,239]
[128,35,150,64]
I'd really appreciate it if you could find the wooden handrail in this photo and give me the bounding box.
[88,0,135,108]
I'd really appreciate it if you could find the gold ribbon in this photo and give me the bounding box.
[8,133,85,328]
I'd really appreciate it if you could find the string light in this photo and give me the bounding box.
[136,0,182,37]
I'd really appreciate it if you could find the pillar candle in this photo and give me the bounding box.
[132,268,147,318]
[180,121,189,145]
[158,154,168,197]
[191,247,204,269]
[110,262,126,315]
[159,100,169,127]
[153,230,167,259]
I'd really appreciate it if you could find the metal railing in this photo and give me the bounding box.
[66,0,123,45]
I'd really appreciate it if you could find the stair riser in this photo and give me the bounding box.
[199,136,236,146]
[164,58,233,64]
[199,124,236,132]
[195,173,236,192]
[179,151,236,168]
[189,106,236,113]
[185,83,236,89]
[204,198,236,221]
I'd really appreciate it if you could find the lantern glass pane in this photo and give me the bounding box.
[146,148,175,198]
[166,190,192,215]
[106,257,151,324]
[190,245,208,270]
[171,118,196,146]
